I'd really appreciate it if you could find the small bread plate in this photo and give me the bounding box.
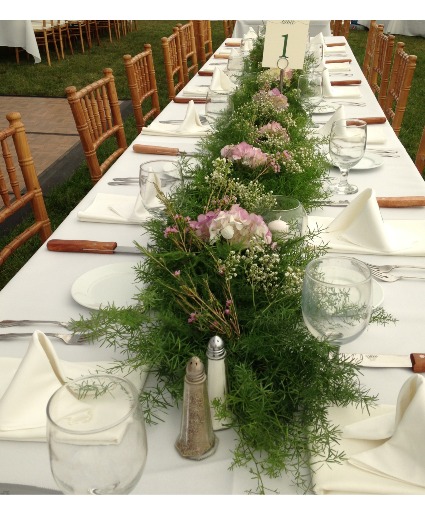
[71,262,143,310]
[313,102,337,115]
[351,153,384,171]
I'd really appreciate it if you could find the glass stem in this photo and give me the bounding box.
[338,168,350,187]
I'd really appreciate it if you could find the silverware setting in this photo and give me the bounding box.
[0,319,71,328]
[328,101,367,107]
[159,115,208,125]
[367,148,400,157]
[329,73,354,77]
[0,332,88,344]
[366,263,425,273]
[108,173,181,186]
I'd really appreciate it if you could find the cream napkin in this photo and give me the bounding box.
[310,32,325,46]
[308,188,425,255]
[78,193,157,224]
[312,375,425,494]
[365,124,387,145]
[183,68,236,97]
[324,61,351,72]
[243,27,258,40]
[323,68,361,98]
[318,105,346,137]
[141,100,211,137]
[0,331,147,441]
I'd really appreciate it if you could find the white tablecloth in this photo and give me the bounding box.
[0,35,425,495]
[232,20,331,38]
[0,20,40,63]
[358,20,425,37]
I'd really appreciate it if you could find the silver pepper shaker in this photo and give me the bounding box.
[207,335,231,431]
[175,356,218,460]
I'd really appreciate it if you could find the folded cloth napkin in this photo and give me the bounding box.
[324,61,351,72]
[141,100,211,137]
[310,32,325,46]
[324,44,347,56]
[183,68,236,97]
[365,124,386,145]
[323,68,361,98]
[318,105,347,137]
[78,192,158,224]
[0,331,147,441]
[243,26,258,40]
[311,375,425,494]
[308,188,425,255]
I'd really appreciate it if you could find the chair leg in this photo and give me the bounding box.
[43,32,52,66]
[15,47,20,64]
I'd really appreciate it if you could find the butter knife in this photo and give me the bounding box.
[319,196,425,208]
[340,352,425,372]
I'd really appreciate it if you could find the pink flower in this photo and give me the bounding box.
[220,142,268,168]
[258,122,290,142]
[174,270,181,276]
[188,312,197,323]
[190,210,217,240]
[164,226,179,237]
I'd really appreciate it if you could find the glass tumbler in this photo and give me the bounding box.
[46,374,147,495]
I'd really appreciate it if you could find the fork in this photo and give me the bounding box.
[0,319,70,328]
[368,269,425,282]
[0,332,87,344]
[366,262,425,273]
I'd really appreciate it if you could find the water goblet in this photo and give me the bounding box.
[298,72,323,114]
[262,196,307,239]
[205,88,232,127]
[224,51,244,83]
[46,374,148,495]
[306,43,324,72]
[301,256,373,345]
[139,159,181,212]
[329,118,367,194]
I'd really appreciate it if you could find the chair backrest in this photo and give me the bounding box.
[223,20,236,39]
[370,31,396,108]
[330,20,350,38]
[192,20,213,65]
[383,42,417,136]
[123,44,161,134]
[65,68,127,184]
[415,126,425,174]
[177,22,199,84]
[0,112,52,266]
[161,28,185,101]
[362,21,381,80]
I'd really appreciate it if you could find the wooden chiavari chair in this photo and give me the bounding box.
[32,20,61,66]
[415,126,425,174]
[0,112,52,266]
[177,22,199,84]
[161,28,185,101]
[223,20,236,39]
[66,20,91,53]
[370,31,395,108]
[382,42,417,137]
[65,68,127,184]
[362,21,382,81]
[192,20,213,65]
[54,21,74,58]
[123,44,161,134]
[330,20,351,38]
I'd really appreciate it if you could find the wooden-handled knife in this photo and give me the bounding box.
[173,97,207,104]
[132,144,196,156]
[325,58,352,64]
[340,352,425,372]
[47,239,141,254]
[330,79,362,86]
[323,196,425,208]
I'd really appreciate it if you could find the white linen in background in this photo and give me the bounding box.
[312,375,425,494]
[308,188,425,256]
[0,331,146,441]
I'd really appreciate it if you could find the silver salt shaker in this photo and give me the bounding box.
[207,335,231,431]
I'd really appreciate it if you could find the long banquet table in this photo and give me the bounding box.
[1,31,425,496]
[0,20,41,64]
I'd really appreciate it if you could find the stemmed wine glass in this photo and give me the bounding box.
[298,72,323,115]
[329,118,367,194]
[46,374,148,495]
[205,88,233,127]
[301,256,373,345]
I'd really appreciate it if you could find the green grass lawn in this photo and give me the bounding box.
[1,21,425,290]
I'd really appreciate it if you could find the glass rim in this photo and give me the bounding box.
[139,159,179,172]
[304,255,372,286]
[46,374,139,435]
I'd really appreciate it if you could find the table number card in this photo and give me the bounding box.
[262,20,310,70]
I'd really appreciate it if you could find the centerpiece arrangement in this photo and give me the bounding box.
[72,35,394,493]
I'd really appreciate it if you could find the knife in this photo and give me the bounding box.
[132,144,196,156]
[213,53,230,59]
[225,42,241,47]
[330,79,362,86]
[321,196,425,208]
[340,352,425,372]
[47,239,141,254]
[325,58,352,64]
[326,42,346,47]
[173,97,207,104]
[198,70,213,77]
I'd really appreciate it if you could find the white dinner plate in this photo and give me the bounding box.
[372,279,384,309]
[351,153,384,171]
[71,262,143,310]
[313,103,337,115]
